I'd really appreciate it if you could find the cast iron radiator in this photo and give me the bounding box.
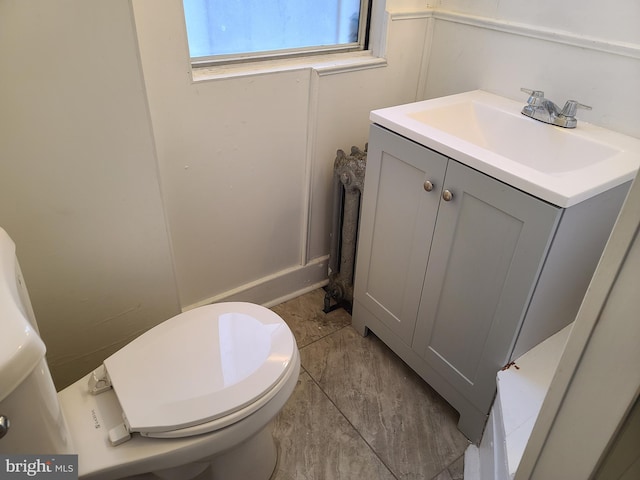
[324,145,367,314]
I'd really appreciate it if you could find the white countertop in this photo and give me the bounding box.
[370,91,640,207]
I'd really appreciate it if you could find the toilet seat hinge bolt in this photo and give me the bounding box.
[88,364,113,395]
[0,415,9,439]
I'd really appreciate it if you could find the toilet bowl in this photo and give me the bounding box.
[0,227,300,480]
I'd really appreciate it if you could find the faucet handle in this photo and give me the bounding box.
[520,88,545,106]
[561,100,592,117]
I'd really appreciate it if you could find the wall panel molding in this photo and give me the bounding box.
[390,8,640,60]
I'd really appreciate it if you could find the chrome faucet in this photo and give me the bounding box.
[520,88,591,128]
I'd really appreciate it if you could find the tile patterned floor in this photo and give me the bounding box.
[270,289,469,480]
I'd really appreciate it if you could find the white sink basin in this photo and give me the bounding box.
[370,90,640,207]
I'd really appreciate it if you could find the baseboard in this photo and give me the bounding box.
[182,255,330,311]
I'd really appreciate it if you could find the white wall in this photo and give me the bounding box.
[0,0,180,388]
[435,0,640,45]
[131,0,430,309]
[0,0,431,388]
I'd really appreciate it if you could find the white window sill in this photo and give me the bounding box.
[191,50,387,82]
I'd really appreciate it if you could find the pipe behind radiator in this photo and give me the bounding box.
[324,145,367,314]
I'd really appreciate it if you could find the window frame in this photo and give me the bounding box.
[186,0,373,68]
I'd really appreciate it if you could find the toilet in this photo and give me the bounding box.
[0,227,300,480]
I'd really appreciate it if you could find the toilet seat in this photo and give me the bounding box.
[101,302,296,439]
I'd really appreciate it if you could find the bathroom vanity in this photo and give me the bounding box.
[351,91,640,442]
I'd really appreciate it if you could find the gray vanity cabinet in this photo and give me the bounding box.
[410,159,559,436]
[353,124,628,442]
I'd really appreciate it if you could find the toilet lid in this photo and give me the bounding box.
[103,302,296,436]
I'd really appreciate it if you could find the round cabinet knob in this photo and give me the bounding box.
[424,180,434,192]
[442,189,453,202]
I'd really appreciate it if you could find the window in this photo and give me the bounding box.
[183,0,371,65]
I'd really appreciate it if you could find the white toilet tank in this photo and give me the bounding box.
[0,227,74,454]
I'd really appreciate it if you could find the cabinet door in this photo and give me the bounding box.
[412,160,560,415]
[354,125,447,345]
